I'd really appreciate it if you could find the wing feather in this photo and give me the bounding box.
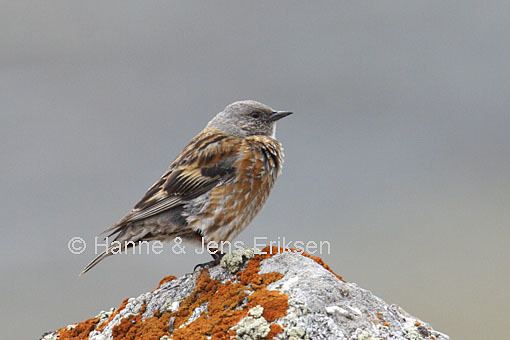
[112,129,240,226]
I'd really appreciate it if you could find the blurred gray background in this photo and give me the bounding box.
[1,1,509,339]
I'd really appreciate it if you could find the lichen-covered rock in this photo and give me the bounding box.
[42,247,449,340]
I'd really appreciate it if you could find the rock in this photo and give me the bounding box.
[42,247,449,339]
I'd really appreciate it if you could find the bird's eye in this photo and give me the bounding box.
[250,112,261,119]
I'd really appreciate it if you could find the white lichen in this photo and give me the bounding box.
[220,248,255,273]
[351,329,382,340]
[163,300,180,313]
[326,305,350,317]
[89,334,107,340]
[231,305,270,340]
[403,325,423,340]
[287,326,306,340]
[95,308,114,324]
[248,305,264,318]
[180,302,208,327]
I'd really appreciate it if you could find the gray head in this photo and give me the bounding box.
[207,100,292,137]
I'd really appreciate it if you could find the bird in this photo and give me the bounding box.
[81,100,292,274]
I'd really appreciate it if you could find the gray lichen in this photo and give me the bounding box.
[42,248,449,340]
[259,252,449,340]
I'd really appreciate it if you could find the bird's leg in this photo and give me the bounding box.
[193,249,225,271]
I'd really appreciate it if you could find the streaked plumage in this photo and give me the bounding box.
[81,100,291,274]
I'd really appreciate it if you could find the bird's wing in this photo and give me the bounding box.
[107,130,241,231]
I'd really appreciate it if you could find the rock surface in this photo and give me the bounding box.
[42,247,449,339]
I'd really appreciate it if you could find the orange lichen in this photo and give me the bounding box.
[376,311,391,328]
[113,310,171,340]
[172,251,289,339]
[157,275,177,288]
[376,312,383,320]
[268,323,284,339]
[58,316,100,339]
[172,272,247,338]
[172,269,220,329]
[248,289,288,322]
[238,250,284,288]
[208,282,247,314]
[111,305,144,339]
[111,304,173,340]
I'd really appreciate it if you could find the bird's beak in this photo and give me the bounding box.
[270,111,293,122]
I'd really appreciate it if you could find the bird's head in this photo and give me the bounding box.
[207,100,293,137]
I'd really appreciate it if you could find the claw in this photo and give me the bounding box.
[193,251,225,271]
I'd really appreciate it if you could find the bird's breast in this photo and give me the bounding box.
[188,137,284,242]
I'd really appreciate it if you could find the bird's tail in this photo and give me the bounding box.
[79,224,183,275]
[80,224,147,275]
[80,249,112,276]
[80,221,129,276]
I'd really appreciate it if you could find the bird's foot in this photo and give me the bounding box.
[193,251,224,272]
